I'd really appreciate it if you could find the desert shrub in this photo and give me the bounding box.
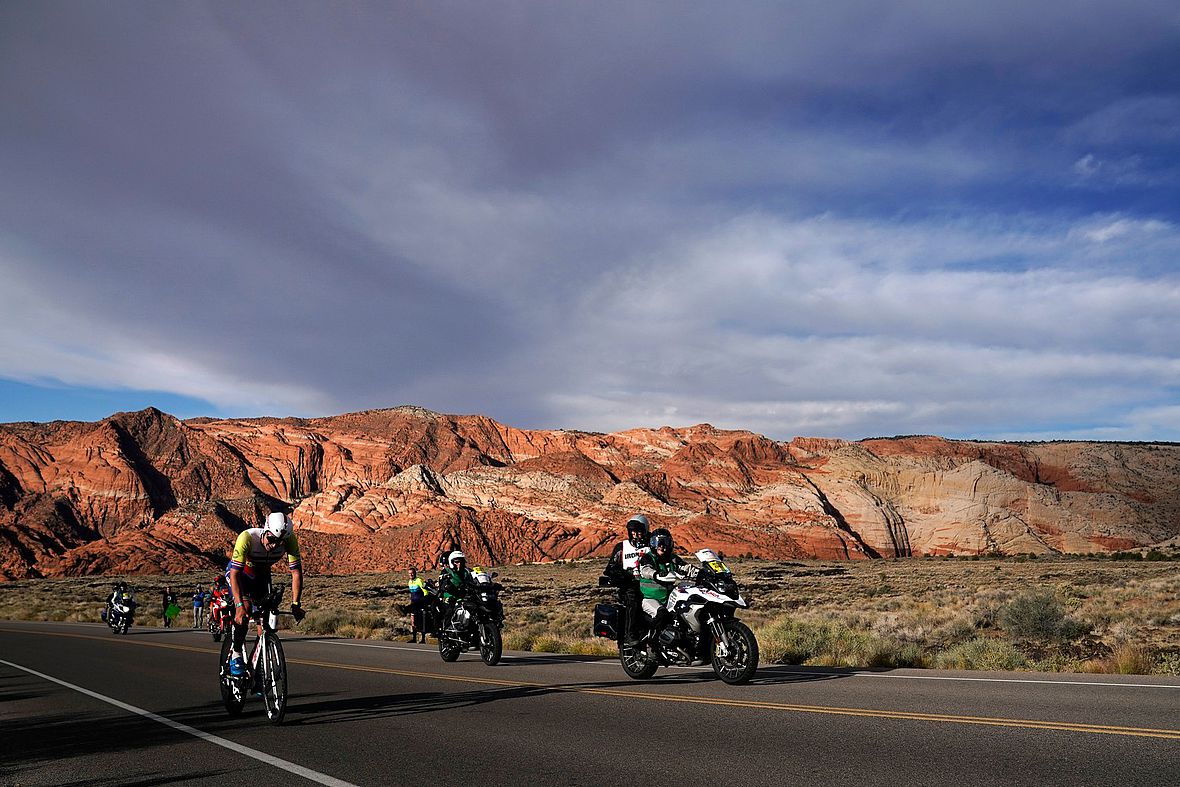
[567,639,616,657]
[1154,651,1180,676]
[758,617,921,668]
[932,638,1027,671]
[1030,654,1085,672]
[530,637,564,653]
[1084,645,1157,675]
[999,590,1090,643]
[300,609,386,637]
[502,631,536,651]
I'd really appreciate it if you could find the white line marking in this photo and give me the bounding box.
[757,667,1180,690]
[0,658,359,787]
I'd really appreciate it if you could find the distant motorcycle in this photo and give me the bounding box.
[437,569,505,666]
[103,597,137,635]
[208,592,232,642]
[595,549,759,684]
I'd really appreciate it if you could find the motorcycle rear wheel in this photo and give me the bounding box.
[261,636,287,725]
[712,619,759,685]
[438,636,462,662]
[619,642,659,680]
[219,636,245,716]
[478,622,502,666]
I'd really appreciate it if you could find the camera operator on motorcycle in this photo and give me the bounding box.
[439,550,473,628]
[638,529,699,636]
[603,514,652,645]
[106,581,125,611]
[226,512,306,677]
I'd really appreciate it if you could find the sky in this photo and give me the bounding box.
[2,2,1179,441]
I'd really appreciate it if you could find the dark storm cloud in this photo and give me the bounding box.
[1,2,1179,439]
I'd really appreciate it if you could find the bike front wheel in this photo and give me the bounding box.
[478,622,502,666]
[711,619,759,685]
[261,635,288,725]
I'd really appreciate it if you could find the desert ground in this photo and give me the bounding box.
[2,554,1177,675]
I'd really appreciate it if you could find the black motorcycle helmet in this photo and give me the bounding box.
[626,514,650,546]
[649,528,673,556]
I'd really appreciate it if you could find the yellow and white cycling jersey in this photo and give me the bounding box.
[227,528,301,579]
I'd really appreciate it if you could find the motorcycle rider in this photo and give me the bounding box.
[209,574,231,632]
[603,514,652,645]
[637,528,697,636]
[438,551,473,630]
[106,581,128,623]
[106,581,124,609]
[226,512,306,677]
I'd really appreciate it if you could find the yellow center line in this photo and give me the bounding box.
[5,626,1179,741]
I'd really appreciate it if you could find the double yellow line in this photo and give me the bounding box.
[6,627,1179,741]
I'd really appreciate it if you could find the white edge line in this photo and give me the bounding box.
[757,667,1180,690]
[0,658,359,787]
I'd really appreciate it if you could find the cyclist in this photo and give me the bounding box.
[226,512,306,677]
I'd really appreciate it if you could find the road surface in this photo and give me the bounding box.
[1,620,1178,786]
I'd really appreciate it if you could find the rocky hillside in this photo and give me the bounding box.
[1,407,1177,579]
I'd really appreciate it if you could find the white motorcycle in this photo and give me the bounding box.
[103,597,137,635]
[595,549,759,684]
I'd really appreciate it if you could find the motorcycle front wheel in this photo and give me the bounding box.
[478,622,502,666]
[261,636,287,725]
[619,642,659,680]
[219,636,245,716]
[711,619,759,685]
[119,619,130,635]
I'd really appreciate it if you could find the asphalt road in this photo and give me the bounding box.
[1,620,1178,786]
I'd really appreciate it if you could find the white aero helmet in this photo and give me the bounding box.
[264,512,292,539]
[447,550,467,569]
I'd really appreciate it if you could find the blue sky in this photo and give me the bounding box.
[2,2,1179,440]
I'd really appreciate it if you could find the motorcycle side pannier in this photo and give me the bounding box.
[593,603,621,639]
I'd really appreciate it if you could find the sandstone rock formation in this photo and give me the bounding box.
[1,407,1176,579]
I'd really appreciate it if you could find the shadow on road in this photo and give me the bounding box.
[277,665,852,726]
[47,769,236,787]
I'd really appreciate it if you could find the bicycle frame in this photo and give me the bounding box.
[220,585,290,724]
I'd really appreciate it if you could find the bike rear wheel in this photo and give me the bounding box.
[438,634,462,662]
[261,635,288,725]
[219,636,245,716]
[619,642,659,679]
[478,622,502,666]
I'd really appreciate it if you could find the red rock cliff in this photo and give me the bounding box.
[1,408,1177,579]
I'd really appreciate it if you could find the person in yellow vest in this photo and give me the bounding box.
[407,567,430,643]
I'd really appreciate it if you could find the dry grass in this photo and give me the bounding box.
[2,555,1178,674]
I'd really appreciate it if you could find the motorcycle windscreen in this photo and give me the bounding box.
[694,549,731,574]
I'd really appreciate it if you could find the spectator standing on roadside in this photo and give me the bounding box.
[191,586,205,628]
[162,586,178,628]
[407,567,429,643]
